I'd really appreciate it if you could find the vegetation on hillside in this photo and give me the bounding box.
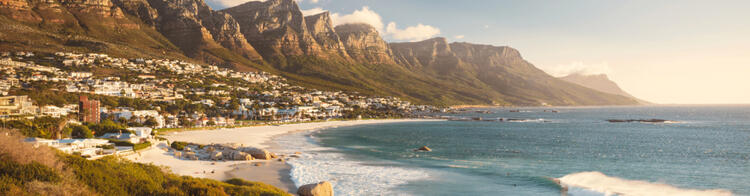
[0,129,289,196]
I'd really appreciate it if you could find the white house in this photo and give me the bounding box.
[127,127,152,138]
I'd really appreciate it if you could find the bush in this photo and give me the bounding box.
[88,120,127,137]
[133,142,151,151]
[71,125,93,139]
[99,144,115,150]
[1,129,287,195]
[170,141,188,151]
[108,140,134,147]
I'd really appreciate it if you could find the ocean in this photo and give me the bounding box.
[275,106,750,195]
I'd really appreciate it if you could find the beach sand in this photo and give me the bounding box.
[124,119,439,194]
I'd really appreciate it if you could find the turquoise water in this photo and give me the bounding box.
[280,106,750,195]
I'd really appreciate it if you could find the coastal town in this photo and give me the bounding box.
[0,51,441,159]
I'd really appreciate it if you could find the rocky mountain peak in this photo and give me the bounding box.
[334,23,394,64]
[225,0,322,59]
[304,11,351,61]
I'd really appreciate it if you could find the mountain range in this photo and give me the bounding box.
[0,0,639,106]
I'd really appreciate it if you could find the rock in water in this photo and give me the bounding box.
[297,181,333,196]
[416,146,432,152]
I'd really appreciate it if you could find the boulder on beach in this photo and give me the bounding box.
[415,146,432,152]
[239,147,274,160]
[183,152,198,160]
[222,150,254,161]
[297,181,333,196]
[210,151,222,161]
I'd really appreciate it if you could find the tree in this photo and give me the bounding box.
[143,117,158,127]
[71,125,93,139]
[88,120,126,137]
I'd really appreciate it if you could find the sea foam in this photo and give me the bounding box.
[558,171,732,196]
[275,132,430,195]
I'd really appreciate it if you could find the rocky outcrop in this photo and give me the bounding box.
[304,11,350,61]
[238,147,276,160]
[147,0,215,56]
[112,0,158,25]
[335,23,394,65]
[146,0,261,62]
[0,0,41,22]
[203,11,263,60]
[224,0,322,60]
[297,181,333,196]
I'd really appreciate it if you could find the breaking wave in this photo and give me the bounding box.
[275,131,429,196]
[557,171,732,196]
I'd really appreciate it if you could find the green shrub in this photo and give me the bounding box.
[108,140,134,147]
[62,156,288,196]
[71,125,93,139]
[133,142,151,151]
[170,141,188,151]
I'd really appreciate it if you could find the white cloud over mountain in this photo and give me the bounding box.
[385,22,441,41]
[329,6,440,41]
[331,6,385,30]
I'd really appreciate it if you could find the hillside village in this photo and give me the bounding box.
[0,51,441,158]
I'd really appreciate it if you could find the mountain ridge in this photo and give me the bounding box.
[560,73,651,104]
[0,0,639,106]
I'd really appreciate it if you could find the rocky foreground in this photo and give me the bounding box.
[170,142,281,161]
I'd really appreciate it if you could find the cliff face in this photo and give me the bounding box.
[112,0,158,25]
[0,0,40,22]
[146,0,261,64]
[304,12,350,61]
[224,0,321,60]
[335,23,394,65]
[203,11,263,60]
[146,0,215,56]
[390,37,461,72]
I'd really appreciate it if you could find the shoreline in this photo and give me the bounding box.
[123,119,443,194]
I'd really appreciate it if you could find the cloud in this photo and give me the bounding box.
[331,6,440,41]
[454,35,465,39]
[301,7,326,16]
[331,6,385,31]
[385,22,441,41]
[544,62,614,77]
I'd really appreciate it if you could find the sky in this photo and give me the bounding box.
[206,0,750,104]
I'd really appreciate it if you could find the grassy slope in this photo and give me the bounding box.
[0,129,288,196]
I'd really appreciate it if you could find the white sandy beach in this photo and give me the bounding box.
[124,119,440,192]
